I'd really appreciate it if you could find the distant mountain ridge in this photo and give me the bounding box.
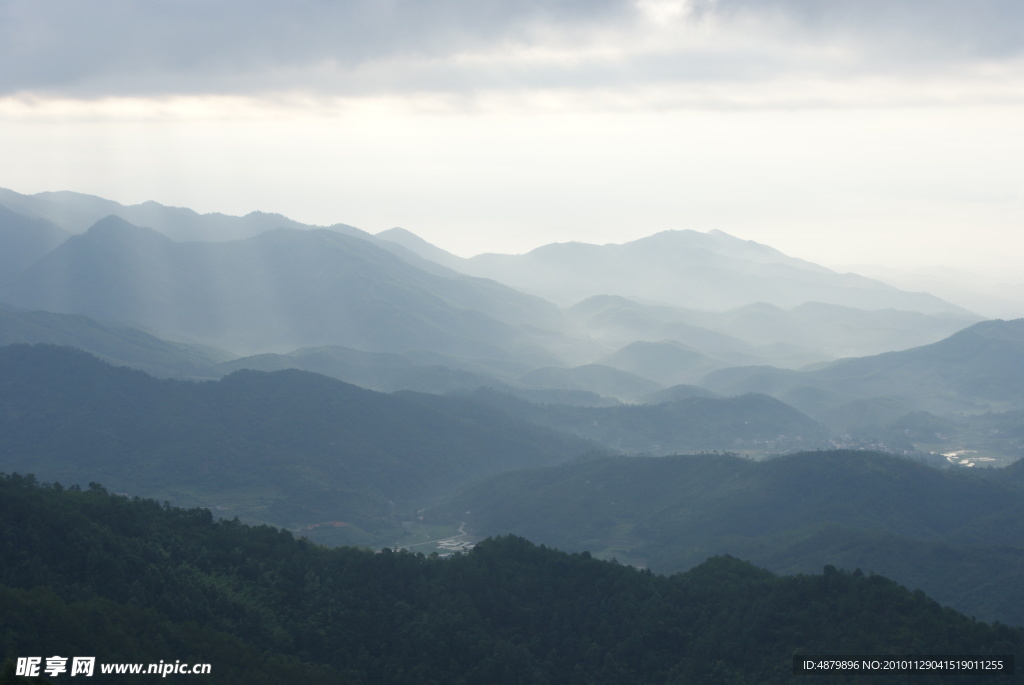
[2,215,569,357]
[703,317,1024,418]
[0,187,984,391]
[2,186,976,320]
[382,226,973,315]
[379,224,980,371]
[0,186,363,242]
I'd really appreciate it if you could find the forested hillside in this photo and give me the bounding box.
[1,474,1020,684]
[430,450,1024,626]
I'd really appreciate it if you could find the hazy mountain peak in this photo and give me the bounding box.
[241,209,291,224]
[622,229,828,272]
[377,226,428,244]
[83,214,169,242]
[375,226,464,269]
[88,213,139,229]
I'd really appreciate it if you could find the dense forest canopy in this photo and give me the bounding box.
[1,473,1020,684]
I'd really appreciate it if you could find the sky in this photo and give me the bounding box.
[1,0,1022,275]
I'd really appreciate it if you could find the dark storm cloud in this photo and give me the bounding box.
[1,0,1022,98]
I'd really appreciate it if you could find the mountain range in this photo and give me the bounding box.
[379,225,972,314]
[2,188,979,375]
[2,215,568,360]
[3,187,1022,455]
[5,185,1024,666]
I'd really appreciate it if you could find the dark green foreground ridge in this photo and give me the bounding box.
[1,473,1020,684]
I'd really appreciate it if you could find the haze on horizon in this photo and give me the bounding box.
[1,0,1022,277]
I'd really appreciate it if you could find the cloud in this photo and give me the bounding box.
[2,0,1023,104]
[0,0,629,95]
[707,0,1024,59]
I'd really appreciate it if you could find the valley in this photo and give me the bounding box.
[395,521,475,556]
